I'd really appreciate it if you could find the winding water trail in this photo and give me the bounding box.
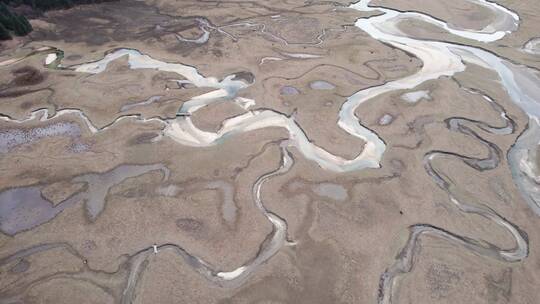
[1,0,539,301]
[348,0,537,303]
[0,163,169,235]
[352,0,540,215]
[62,48,386,172]
[0,142,294,302]
[378,89,527,304]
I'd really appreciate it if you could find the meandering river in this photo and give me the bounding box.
[1,0,539,302]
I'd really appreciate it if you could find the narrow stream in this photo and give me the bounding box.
[68,48,386,172]
[0,0,539,301]
[348,0,535,303]
[0,142,293,301]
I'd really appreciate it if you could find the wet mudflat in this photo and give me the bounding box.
[0,0,540,303]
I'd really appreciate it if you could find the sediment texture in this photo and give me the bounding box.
[0,0,540,303]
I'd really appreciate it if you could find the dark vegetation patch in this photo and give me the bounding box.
[12,66,45,86]
[175,218,204,233]
[129,132,159,145]
[232,71,255,84]
[30,0,197,47]
[0,0,117,40]
[0,3,32,40]
[3,0,117,12]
